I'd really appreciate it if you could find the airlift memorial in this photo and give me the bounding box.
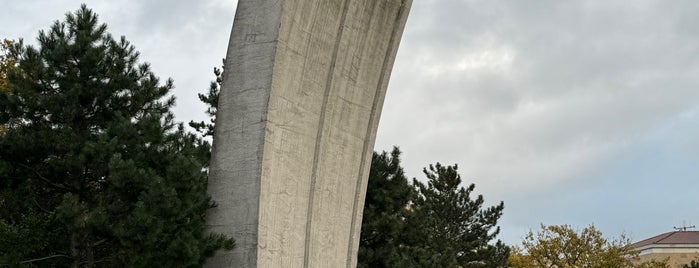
[205,0,412,267]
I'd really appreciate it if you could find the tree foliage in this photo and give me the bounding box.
[189,62,222,138]
[509,224,669,268]
[0,39,17,91]
[401,163,509,267]
[0,5,232,267]
[357,157,509,267]
[357,148,414,267]
[637,260,671,268]
[0,39,16,134]
[683,260,699,268]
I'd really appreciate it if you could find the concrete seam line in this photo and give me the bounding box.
[343,0,382,265]
[345,1,408,267]
[304,0,352,267]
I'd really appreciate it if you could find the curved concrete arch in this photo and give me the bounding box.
[205,0,412,267]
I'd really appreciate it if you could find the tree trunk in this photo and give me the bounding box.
[70,232,80,268]
[86,239,94,268]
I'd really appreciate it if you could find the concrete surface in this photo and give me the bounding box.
[205,0,412,267]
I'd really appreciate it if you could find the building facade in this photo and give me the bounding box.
[632,231,699,267]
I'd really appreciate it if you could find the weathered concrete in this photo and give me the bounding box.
[205,0,411,267]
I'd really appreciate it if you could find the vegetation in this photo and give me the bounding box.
[0,39,16,134]
[509,224,669,268]
[0,5,233,267]
[683,260,699,268]
[357,151,509,267]
[188,62,222,138]
[0,39,15,91]
[401,163,508,267]
[357,148,414,267]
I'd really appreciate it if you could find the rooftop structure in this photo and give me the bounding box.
[632,231,699,267]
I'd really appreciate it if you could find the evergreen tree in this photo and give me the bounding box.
[0,5,233,267]
[402,163,509,267]
[357,147,414,268]
[189,61,222,138]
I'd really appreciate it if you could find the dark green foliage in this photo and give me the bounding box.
[357,147,414,268]
[0,5,233,267]
[189,62,223,138]
[358,154,509,267]
[684,260,699,268]
[403,163,508,267]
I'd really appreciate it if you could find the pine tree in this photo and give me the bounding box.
[0,5,233,267]
[403,163,509,267]
[357,147,414,268]
[189,61,223,138]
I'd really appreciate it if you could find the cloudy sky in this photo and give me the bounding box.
[3,0,699,245]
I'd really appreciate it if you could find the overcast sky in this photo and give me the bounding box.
[3,0,699,246]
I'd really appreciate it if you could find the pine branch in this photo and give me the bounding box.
[18,163,72,191]
[32,197,52,213]
[1,254,73,265]
[92,238,108,247]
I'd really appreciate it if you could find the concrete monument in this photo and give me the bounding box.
[205,0,412,267]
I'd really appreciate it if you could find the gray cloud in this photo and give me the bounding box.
[377,0,699,243]
[4,0,699,245]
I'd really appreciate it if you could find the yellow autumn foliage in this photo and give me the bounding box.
[0,39,15,91]
[509,224,669,268]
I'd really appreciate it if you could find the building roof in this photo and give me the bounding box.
[632,231,699,249]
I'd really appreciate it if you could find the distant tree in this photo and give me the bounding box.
[509,224,669,268]
[400,163,509,267]
[0,5,232,267]
[635,259,671,268]
[0,39,16,134]
[0,39,15,90]
[507,247,536,268]
[189,61,223,138]
[357,147,415,268]
[683,260,699,268]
